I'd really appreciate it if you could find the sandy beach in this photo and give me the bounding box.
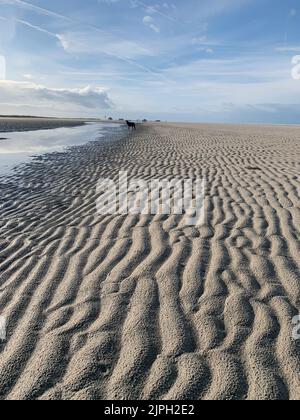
[0,122,300,400]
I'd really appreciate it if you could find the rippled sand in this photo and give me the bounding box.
[0,123,300,400]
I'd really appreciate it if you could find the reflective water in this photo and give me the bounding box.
[0,122,122,175]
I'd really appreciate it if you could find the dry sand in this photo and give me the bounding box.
[0,122,300,400]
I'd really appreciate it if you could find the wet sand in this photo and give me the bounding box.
[0,122,300,400]
[0,117,87,133]
[0,121,123,176]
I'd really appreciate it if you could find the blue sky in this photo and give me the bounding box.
[0,0,300,123]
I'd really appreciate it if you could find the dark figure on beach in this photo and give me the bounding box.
[126,120,136,131]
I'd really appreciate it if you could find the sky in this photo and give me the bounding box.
[0,0,300,123]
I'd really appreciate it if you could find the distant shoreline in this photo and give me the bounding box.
[0,117,87,133]
[2,116,299,134]
[0,116,127,133]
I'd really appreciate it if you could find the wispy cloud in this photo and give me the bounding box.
[276,46,300,52]
[3,0,162,77]
[0,0,72,21]
[133,0,179,23]
[143,15,160,33]
[15,18,58,38]
[57,31,154,59]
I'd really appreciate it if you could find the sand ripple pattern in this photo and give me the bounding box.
[0,123,300,400]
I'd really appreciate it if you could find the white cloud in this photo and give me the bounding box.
[0,80,113,110]
[143,15,160,33]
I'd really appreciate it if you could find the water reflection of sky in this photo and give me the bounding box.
[0,123,121,175]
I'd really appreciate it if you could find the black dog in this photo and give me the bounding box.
[126,120,136,131]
